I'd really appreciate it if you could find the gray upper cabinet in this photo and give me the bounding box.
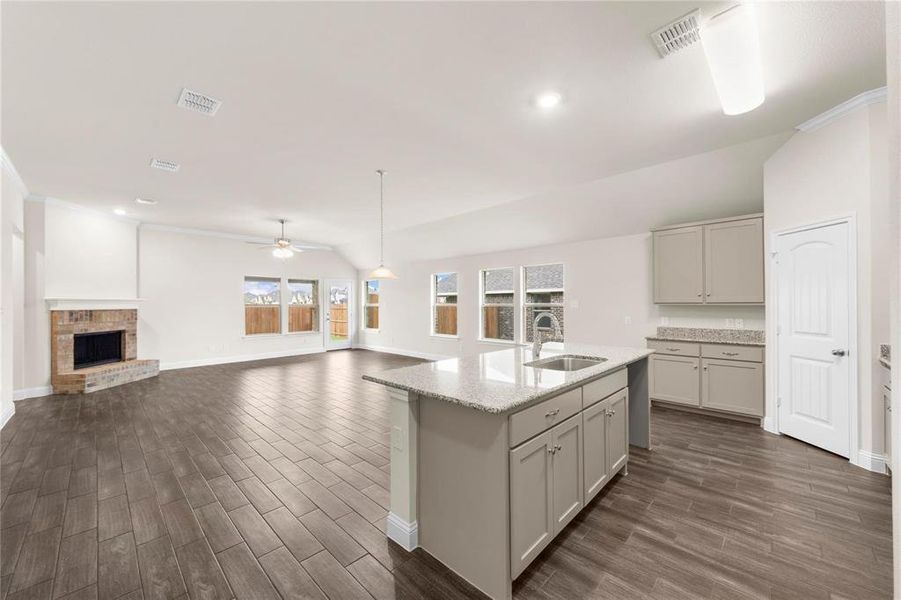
[653,214,764,305]
[704,218,764,303]
[653,226,704,303]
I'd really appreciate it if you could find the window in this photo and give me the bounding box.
[288,279,319,333]
[480,268,514,341]
[244,276,281,335]
[363,280,380,330]
[431,272,458,336]
[522,264,564,343]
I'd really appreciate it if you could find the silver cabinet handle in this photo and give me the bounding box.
[723,352,739,357]
[832,349,847,357]
[666,347,681,352]
[555,444,562,451]
[706,292,711,297]
[693,365,698,370]
[547,447,555,454]
[545,409,560,417]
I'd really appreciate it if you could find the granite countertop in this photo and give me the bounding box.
[646,327,765,347]
[362,342,653,414]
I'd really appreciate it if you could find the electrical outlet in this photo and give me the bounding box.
[624,316,632,325]
[735,318,744,329]
[725,319,735,328]
[660,317,669,326]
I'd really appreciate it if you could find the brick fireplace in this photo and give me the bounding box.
[50,309,159,394]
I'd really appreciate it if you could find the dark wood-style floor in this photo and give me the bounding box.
[0,350,892,600]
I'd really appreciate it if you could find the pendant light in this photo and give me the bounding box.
[368,169,398,279]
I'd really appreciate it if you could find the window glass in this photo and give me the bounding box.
[244,277,281,335]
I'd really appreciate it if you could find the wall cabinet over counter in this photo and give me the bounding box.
[653,214,764,305]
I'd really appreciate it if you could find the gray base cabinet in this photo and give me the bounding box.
[649,340,764,418]
[509,370,628,579]
[582,389,629,504]
[882,364,892,471]
[509,431,554,577]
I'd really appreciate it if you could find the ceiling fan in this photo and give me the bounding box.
[247,218,320,259]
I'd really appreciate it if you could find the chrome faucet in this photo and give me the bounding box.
[532,311,562,358]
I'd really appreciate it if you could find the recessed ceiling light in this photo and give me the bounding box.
[150,158,180,172]
[135,197,158,205]
[535,91,563,110]
[113,208,127,216]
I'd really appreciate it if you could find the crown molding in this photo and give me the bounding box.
[796,87,888,133]
[139,222,332,250]
[1,147,28,195]
[28,196,141,225]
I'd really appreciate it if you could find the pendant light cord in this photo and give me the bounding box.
[377,169,386,265]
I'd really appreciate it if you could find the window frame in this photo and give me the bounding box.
[286,278,321,335]
[243,275,283,336]
[430,271,459,338]
[362,279,381,332]
[478,267,517,344]
[521,263,565,343]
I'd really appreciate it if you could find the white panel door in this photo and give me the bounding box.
[775,221,851,457]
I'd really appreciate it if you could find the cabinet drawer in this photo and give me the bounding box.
[648,340,700,356]
[701,344,763,362]
[582,368,628,409]
[509,388,582,448]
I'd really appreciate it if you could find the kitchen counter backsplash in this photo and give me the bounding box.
[649,327,765,346]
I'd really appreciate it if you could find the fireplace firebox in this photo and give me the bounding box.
[74,330,123,369]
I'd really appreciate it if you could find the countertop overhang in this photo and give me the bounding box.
[362,342,653,414]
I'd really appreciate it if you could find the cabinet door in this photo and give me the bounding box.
[650,355,700,406]
[510,431,553,578]
[653,227,704,303]
[703,218,764,303]
[701,358,763,416]
[606,391,629,474]
[550,414,583,535]
[582,400,608,503]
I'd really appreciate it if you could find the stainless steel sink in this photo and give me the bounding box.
[525,355,607,372]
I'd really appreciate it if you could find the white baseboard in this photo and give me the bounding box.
[354,344,450,362]
[854,450,888,474]
[1,403,15,428]
[13,386,53,401]
[386,512,419,551]
[160,347,326,371]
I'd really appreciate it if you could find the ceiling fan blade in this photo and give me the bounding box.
[288,246,308,253]
[286,242,332,251]
[244,241,271,246]
[255,244,277,250]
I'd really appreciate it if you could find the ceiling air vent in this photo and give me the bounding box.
[149,158,180,172]
[176,87,222,116]
[651,9,701,58]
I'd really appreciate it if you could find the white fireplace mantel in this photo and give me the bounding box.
[45,298,146,311]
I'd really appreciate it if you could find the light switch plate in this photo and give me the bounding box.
[725,319,735,328]
[660,317,669,326]
[624,316,632,325]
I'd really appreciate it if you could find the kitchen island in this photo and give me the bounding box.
[363,343,654,600]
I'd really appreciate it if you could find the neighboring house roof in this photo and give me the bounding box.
[525,264,564,290]
[484,269,513,292]
[436,272,457,294]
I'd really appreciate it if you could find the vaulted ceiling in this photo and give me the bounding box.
[1,1,887,266]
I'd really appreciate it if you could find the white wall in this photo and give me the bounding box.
[763,99,890,464]
[1,155,27,426]
[357,232,765,360]
[43,199,138,299]
[139,227,358,369]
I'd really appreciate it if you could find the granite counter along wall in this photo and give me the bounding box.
[648,326,765,346]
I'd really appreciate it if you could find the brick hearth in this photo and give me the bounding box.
[50,309,159,393]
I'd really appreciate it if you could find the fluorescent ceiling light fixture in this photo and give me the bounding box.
[113,207,127,216]
[700,3,765,115]
[535,91,563,110]
[135,197,157,205]
[272,247,294,259]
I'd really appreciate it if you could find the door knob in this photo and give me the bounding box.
[831,349,847,357]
